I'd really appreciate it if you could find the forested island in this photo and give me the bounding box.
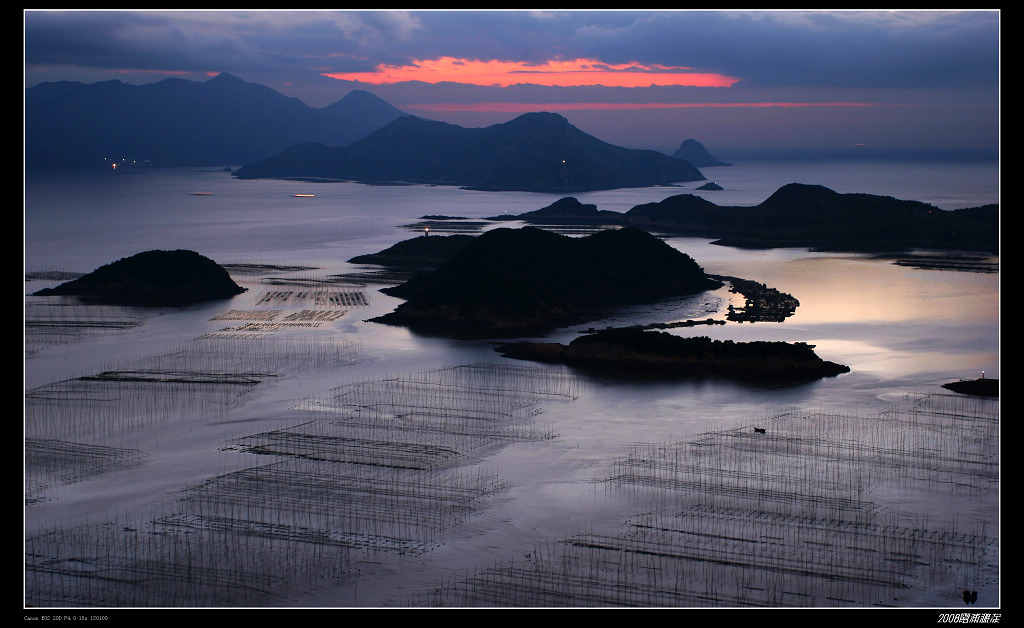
[353,230,805,335]
[496,327,850,381]
[370,226,723,338]
[32,249,246,306]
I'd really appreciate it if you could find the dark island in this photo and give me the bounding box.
[233,112,706,193]
[486,196,625,225]
[495,327,850,381]
[671,139,732,167]
[941,377,998,397]
[32,249,246,306]
[493,184,998,255]
[348,234,477,270]
[352,231,803,327]
[370,226,723,338]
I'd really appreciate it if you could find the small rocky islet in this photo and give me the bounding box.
[941,377,998,397]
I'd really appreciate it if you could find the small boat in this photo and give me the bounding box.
[190,192,213,196]
[292,194,315,198]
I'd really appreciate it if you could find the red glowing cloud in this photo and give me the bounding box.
[403,101,880,112]
[324,57,740,88]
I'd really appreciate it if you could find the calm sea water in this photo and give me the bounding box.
[23,156,1001,424]
[24,156,998,269]
[23,158,1000,606]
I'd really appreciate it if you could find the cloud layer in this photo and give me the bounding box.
[24,10,999,155]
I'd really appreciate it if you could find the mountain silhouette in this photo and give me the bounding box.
[32,249,246,306]
[671,139,732,167]
[233,112,706,192]
[626,183,999,253]
[373,226,722,337]
[495,183,999,254]
[25,73,407,168]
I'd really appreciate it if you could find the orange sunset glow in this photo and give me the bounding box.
[405,101,880,112]
[324,56,740,88]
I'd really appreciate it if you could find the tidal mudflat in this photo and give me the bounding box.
[24,254,998,608]
[24,165,999,608]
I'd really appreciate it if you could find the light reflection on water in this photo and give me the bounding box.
[24,165,998,607]
[24,166,1000,423]
[24,166,1000,392]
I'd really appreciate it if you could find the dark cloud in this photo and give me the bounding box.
[23,10,999,154]
[25,11,258,73]
[561,10,999,90]
[25,10,998,90]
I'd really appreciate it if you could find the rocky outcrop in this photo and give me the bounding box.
[941,378,998,397]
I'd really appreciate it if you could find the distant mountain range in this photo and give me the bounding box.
[25,73,407,168]
[233,112,706,193]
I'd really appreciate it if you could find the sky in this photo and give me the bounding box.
[23,9,1000,158]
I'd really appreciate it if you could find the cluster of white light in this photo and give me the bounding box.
[103,156,150,169]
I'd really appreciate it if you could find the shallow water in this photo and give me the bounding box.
[24,163,999,608]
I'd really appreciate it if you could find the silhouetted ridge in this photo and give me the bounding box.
[531,197,598,216]
[26,74,407,168]
[348,234,476,269]
[233,112,706,192]
[491,184,998,254]
[758,183,842,209]
[488,196,624,224]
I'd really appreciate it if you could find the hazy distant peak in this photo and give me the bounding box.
[26,71,408,168]
[671,138,732,167]
[341,89,387,101]
[200,72,288,99]
[509,111,572,126]
[321,89,408,119]
[25,80,94,101]
[206,72,246,84]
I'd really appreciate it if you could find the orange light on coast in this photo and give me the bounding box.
[324,57,740,88]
